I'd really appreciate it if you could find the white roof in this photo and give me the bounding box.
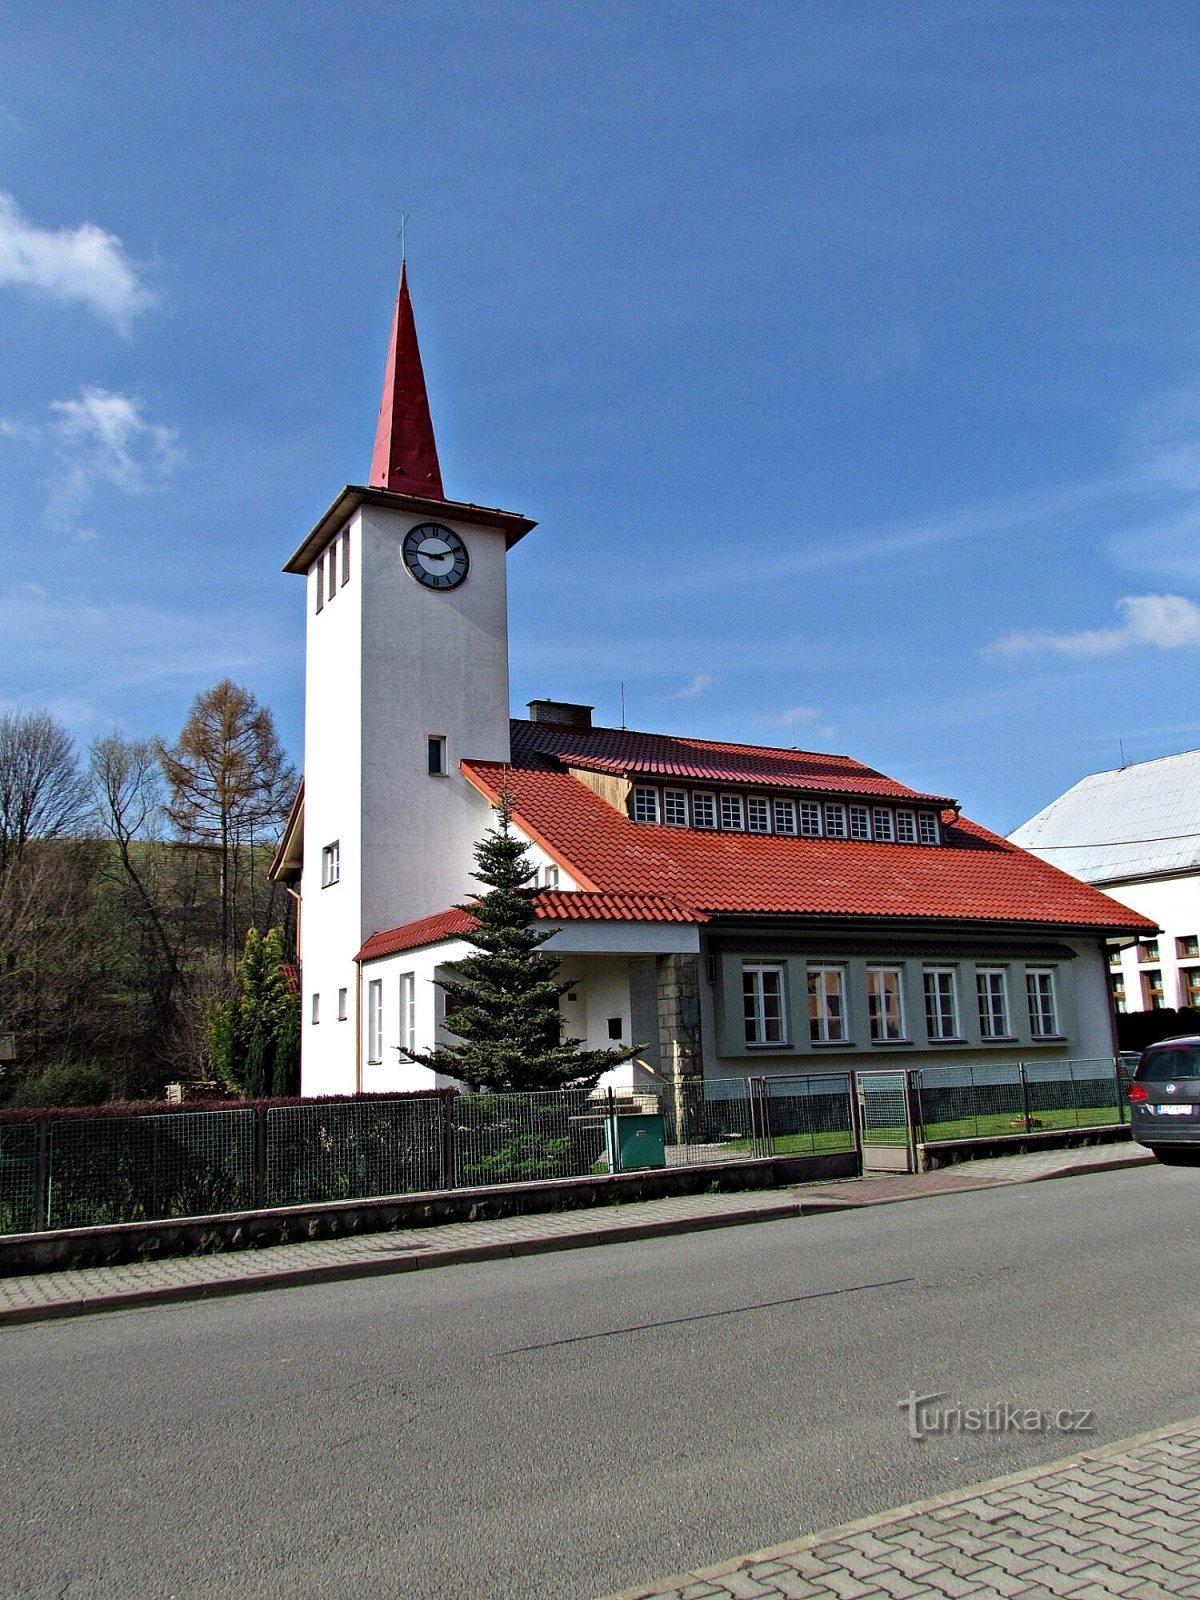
[1010,749,1200,884]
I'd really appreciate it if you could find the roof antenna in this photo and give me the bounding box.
[1119,738,1127,769]
[789,710,798,750]
[620,681,626,730]
[397,210,409,264]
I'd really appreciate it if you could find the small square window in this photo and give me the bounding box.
[747,796,771,833]
[544,864,559,889]
[428,736,447,775]
[773,799,797,835]
[848,805,871,840]
[872,808,894,842]
[896,810,917,843]
[321,840,340,887]
[1177,935,1199,959]
[663,789,688,827]
[798,801,822,837]
[632,786,660,823]
[692,792,717,829]
[824,803,847,838]
[607,1016,623,1040]
[719,793,745,831]
[918,812,940,845]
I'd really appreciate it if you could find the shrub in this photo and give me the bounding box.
[13,1062,112,1108]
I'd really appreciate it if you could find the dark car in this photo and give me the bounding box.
[1129,1036,1200,1163]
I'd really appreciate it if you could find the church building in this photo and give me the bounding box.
[271,270,1153,1099]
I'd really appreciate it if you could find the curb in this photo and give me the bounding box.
[0,1150,1152,1328]
[0,1200,808,1327]
[593,1412,1200,1600]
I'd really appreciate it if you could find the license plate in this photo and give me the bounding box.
[1153,1104,1197,1116]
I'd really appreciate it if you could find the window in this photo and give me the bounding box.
[798,801,823,837]
[315,560,324,613]
[326,542,338,600]
[543,864,559,889]
[918,813,940,845]
[321,840,340,887]
[1183,969,1200,1010]
[720,793,745,831]
[632,786,660,823]
[1026,969,1060,1035]
[747,795,770,833]
[399,972,415,1054]
[1177,935,1199,959]
[1141,969,1164,1011]
[867,967,905,1042]
[1110,970,1126,1013]
[341,529,351,585]
[311,993,320,1025]
[367,979,382,1063]
[895,810,917,843]
[773,798,797,835]
[923,969,959,1040]
[808,965,846,1042]
[824,803,847,839]
[663,788,689,827]
[848,805,871,840]
[976,969,1010,1039]
[872,808,894,842]
[428,735,446,775]
[337,987,348,1021]
[693,792,717,829]
[1138,939,1159,963]
[743,963,787,1047]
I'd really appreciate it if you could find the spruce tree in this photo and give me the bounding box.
[404,797,641,1091]
[206,925,300,1097]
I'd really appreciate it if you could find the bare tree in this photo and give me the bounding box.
[0,711,92,875]
[157,681,296,967]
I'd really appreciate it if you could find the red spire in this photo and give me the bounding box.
[368,264,444,498]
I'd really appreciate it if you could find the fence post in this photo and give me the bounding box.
[254,1104,268,1208]
[606,1087,619,1173]
[1114,1055,1127,1124]
[441,1090,456,1189]
[34,1119,50,1232]
[1018,1062,1032,1135]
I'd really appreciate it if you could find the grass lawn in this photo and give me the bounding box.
[717,1105,1124,1153]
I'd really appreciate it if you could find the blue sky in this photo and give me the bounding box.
[1,1,1197,834]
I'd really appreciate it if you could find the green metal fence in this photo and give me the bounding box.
[914,1056,1125,1143]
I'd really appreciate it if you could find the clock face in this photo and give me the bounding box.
[402,523,470,589]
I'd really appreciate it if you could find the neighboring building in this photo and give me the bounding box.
[272,269,1154,1098]
[1011,751,1200,1017]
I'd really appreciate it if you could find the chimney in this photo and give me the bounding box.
[527,699,593,729]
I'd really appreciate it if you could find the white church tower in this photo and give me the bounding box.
[280,268,536,1095]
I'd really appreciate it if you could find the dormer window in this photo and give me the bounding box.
[896,810,917,843]
[918,812,940,845]
[632,786,660,823]
[773,799,797,835]
[719,794,744,831]
[693,792,717,829]
[848,805,871,840]
[824,803,847,838]
[872,808,894,842]
[798,802,822,837]
[663,788,689,827]
[747,796,770,833]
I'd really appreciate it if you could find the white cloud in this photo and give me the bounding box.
[988,594,1200,661]
[0,191,155,333]
[46,387,181,531]
[670,672,713,699]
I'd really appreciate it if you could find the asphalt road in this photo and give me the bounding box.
[2,1163,1198,1600]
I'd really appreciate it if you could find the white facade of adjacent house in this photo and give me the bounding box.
[1010,750,1200,1016]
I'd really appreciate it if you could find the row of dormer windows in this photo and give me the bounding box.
[628,785,941,844]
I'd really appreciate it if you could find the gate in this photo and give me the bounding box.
[854,1069,917,1172]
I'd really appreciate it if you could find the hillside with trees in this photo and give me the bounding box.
[0,681,297,1105]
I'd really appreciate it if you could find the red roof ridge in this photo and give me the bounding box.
[461,759,604,890]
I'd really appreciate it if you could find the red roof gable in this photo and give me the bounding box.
[510,719,956,805]
[459,734,1155,933]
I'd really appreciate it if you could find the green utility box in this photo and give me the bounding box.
[608,1112,666,1172]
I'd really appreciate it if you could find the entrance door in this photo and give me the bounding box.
[855,1070,917,1172]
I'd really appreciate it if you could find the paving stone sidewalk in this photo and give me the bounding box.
[595,1416,1200,1600]
[0,1139,1153,1326]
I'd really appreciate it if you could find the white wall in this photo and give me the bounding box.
[1100,874,1199,1012]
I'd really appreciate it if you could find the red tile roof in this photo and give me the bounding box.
[356,889,704,961]
[510,719,956,804]
[457,728,1155,933]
